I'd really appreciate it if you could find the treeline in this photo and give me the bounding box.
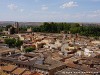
[5,22,100,37]
[29,22,100,37]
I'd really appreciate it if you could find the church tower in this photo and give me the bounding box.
[14,22,19,33]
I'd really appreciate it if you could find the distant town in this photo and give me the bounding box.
[0,22,100,75]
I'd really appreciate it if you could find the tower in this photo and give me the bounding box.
[14,22,19,33]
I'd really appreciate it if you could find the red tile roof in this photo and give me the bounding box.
[30,72,43,75]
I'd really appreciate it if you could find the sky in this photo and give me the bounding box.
[0,0,100,22]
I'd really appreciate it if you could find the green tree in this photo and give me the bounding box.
[15,40,23,48]
[5,38,16,48]
[5,38,23,48]
[0,26,3,32]
[24,47,35,52]
[5,25,12,31]
[19,26,27,32]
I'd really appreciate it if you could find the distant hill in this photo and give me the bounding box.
[0,21,15,26]
[79,22,100,26]
[0,21,43,26]
[0,21,100,27]
[18,22,43,26]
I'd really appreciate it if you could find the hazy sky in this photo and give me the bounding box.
[0,0,100,22]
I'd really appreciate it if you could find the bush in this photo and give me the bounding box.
[5,38,16,47]
[5,38,23,48]
[24,47,35,52]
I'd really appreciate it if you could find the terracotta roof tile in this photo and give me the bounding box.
[12,68,26,75]
[22,70,31,75]
[1,64,17,72]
